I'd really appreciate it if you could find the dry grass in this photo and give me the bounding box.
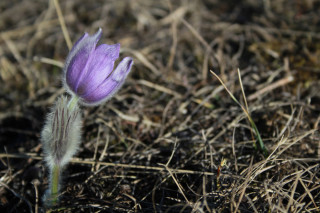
[0,0,319,212]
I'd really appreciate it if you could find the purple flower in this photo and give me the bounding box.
[63,28,133,106]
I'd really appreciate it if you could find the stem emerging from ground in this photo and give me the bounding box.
[50,165,60,205]
[41,95,82,208]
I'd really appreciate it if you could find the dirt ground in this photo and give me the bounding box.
[0,0,319,212]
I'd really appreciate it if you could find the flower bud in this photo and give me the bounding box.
[62,28,133,106]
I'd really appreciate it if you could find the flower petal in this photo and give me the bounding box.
[81,57,133,105]
[67,33,88,61]
[76,43,120,96]
[64,28,102,93]
[112,57,133,82]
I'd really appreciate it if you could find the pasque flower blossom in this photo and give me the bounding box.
[63,28,133,106]
[41,28,133,206]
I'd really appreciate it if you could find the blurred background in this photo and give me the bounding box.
[0,0,319,212]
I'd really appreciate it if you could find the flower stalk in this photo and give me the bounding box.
[50,165,60,205]
[41,96,82,206]
[68,95,79,110]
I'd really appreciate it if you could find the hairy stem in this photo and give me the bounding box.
[67,95,79,110]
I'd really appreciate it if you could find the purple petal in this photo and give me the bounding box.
[64,28,102,92]
[111,57,133,82]
[76,43,120,96]
[69,33,88,58]
[63,32,88,81]
[81,57,133,105]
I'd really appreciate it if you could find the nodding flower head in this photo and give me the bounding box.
[63,28,133,106]
[41,96,82,168]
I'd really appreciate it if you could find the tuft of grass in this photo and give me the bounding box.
[211,69,268,157]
